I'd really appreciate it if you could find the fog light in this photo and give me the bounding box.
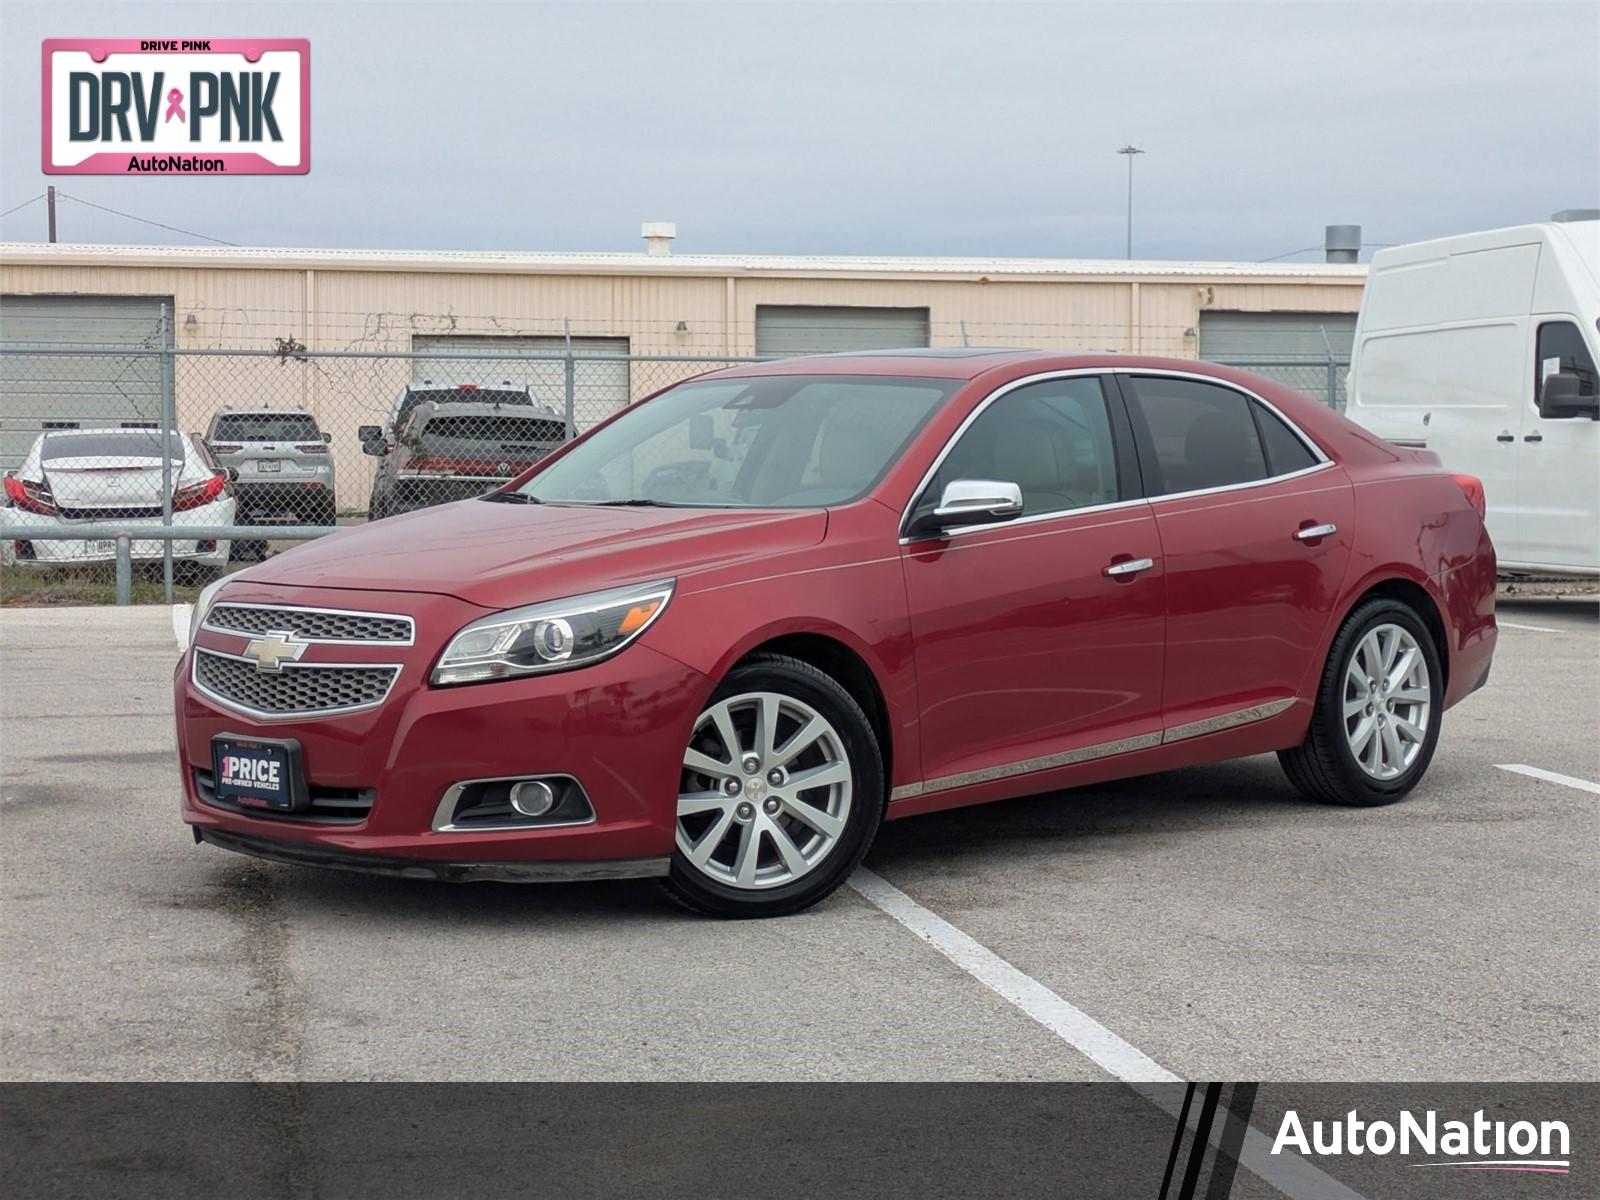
[508,779,556,818]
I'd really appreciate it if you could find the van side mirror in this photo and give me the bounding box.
[358,425,387,455]
[1539,372,1599,420]
[905,479,1025,538]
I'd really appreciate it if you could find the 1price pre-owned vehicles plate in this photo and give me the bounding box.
[174,350,1498,918]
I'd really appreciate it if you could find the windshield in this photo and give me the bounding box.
[516,374,956,507]
[212,413,321,442]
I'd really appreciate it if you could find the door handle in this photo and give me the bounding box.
[1524,432,1543,443]
[1496,431,1515,443]
[1295,523,1338,541]
[1103,556,1155,577]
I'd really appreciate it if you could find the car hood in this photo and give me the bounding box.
[244,499,829,609]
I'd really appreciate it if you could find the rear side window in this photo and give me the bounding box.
[1125,377,1268,495]
[1251,403,1319,475]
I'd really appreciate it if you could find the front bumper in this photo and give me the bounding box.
[196,827,669,882]
[177,583,712,870]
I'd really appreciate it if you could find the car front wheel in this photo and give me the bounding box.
[1279,597,1443,806]
[663,654,883,918]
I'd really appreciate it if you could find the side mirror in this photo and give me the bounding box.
[1539,371,1599,420]
[906,479,1025,538]
[358,425,387,455]
[322,431,333,444]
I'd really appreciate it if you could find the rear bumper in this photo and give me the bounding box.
[2,501,233,565]
[196,826,669,882]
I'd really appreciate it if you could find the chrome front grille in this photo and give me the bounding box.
[205,603,413,644]
[193,649,400,717]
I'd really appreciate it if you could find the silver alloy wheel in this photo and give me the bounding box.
[676,691,853,890]
[1342,623,1432,781]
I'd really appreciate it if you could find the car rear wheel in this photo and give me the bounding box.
[1279,597,1443,806]
[662,654,883,918]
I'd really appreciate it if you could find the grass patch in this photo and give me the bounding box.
[2,566,206,606]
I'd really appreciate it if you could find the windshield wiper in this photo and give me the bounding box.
[581,498,684,507]
[481,492,541,504]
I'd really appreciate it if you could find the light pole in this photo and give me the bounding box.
[1116,145,1144,259]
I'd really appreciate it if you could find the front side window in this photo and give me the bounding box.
[920,376,1122,519]
[1535,321,1599,399]
[1125,377,1271,495]
[517,374,956,508]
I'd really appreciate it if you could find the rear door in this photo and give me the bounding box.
[901,373,1166,789]
[1119,373,1353,735]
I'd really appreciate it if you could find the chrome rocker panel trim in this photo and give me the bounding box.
[889,697,1299,801]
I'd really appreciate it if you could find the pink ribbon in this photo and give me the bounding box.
[164,88,185,122]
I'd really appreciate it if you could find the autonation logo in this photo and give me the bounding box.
[42,38,309,175]
[1273,1108,1571,1175]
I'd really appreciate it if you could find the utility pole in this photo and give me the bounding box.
[1116,145,1143,258]
[46,186,57,243]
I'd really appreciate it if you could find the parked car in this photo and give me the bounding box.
[361,399,565,518]
[176,351,1497,917]
[1345,218,1599,576]
[203,409,336,526]
[3,427,233,576]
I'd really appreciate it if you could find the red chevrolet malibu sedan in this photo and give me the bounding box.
[176,350,1497,917]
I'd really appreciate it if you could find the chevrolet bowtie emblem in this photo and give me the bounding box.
[242,631,309,672]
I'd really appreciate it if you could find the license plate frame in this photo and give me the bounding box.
[255,460,282,473]
[211,735,309,812]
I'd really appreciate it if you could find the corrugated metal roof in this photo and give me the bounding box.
[0,241,1367,281]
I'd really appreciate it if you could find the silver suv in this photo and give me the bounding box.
[203,409,336,526]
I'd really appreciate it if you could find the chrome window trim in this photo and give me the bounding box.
[898,366,1336,542]
[202,601,416,646]
[431,774,597,834]
[191,647,403,721]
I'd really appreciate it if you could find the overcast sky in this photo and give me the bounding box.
[2,0,1596,261]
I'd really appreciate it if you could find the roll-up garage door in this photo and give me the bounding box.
[1197,312,1358,408]
[755,306,931,358]
[0,294,169,469]
[411,334,631,431]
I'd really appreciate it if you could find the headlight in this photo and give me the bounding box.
[432,579,675,686]
[186,576,230,649]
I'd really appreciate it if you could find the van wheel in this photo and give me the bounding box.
[661,654,883,918]
[1279,598,1443,806]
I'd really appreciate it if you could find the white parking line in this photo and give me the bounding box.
[850,869,1179,1082]
[1498,620,1562,633]
[171,603,192,650]
[1495,764,1600,796]
[850,869,1367,1200]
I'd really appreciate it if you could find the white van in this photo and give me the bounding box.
[1345,219,1599,576]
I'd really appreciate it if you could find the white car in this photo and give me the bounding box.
[1,428,234,575]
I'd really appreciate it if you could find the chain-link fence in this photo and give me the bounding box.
[1,320,1349,604]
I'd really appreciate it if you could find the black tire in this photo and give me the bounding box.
[1278,597,1444,807]
[660,653,884,918]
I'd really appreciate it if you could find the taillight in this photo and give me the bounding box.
[172,473,228,512]
[1451,473,1487,521]
[3,474,57,515]
[295,443,329,454]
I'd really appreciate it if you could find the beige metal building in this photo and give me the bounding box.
[0,237,1366,489]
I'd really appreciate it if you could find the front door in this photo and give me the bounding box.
[1519,319,1600,570]
[901,373,1166,787]
[1119,373,1354,732]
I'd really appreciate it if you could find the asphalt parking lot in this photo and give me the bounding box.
[2,597,1595,1085]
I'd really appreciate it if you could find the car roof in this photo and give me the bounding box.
[706,347,1191,381]
[211,408,317,418]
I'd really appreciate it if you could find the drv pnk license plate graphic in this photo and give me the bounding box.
[42,39,310,175]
